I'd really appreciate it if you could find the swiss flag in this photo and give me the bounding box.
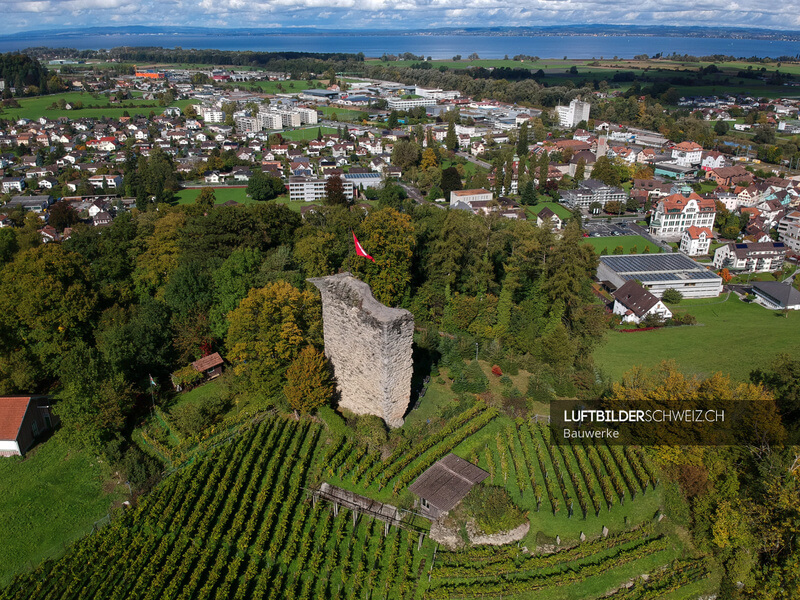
[353,232,375,262]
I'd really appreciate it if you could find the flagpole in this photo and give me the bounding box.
[148,374,156,415]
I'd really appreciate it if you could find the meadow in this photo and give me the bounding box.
[593,293,800,382]
[0,91,195,121]
[0,433,125,587]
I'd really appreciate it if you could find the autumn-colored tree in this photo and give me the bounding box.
[420,147,439,170]
[719,268,732,283]
[348,207,415,306]
[225,281,321,400]
[283,346,334,415]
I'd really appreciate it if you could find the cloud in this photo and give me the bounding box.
[2,0,800,39]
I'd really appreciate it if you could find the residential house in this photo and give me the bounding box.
[679,226,713,256]
[0,396,59,457]
[536,206,564,229]
[712,242,787,272]
[612,280,673,324]
[1,177,25,193]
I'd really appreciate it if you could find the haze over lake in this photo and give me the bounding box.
[2,31,798,59]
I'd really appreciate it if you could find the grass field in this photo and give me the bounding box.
[0,432,125,587]
[175,187,335,214]
[318,106,367,122]
[280,126,338,140]
[593,292,800,382]
[0,92,195,121]
[584,235,662,255]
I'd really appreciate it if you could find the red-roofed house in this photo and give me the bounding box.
[0,396,59,456]
[671,141,703,166]
[679,226,713,256]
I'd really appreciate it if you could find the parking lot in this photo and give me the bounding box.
[584,221,633,237]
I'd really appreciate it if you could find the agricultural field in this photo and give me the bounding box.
[584,235,662,255]
[0,433,126,587]
[1,402,712,600]
[0,91,194,121]
[593,292,800,382]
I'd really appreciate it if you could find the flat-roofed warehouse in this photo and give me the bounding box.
[597,254,723,299]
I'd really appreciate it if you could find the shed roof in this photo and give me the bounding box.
[192,352,224,372]
[0,397,32,441]
[408,454,489,512]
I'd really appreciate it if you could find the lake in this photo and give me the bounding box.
[1,31,798,59]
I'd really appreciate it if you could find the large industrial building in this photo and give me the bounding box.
[597,254,723,298]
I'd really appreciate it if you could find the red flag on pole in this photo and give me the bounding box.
[353,232,375,262]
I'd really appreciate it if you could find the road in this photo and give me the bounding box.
[456,151,491,170]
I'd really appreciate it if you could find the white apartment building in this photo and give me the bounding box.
[258,111,283,130]
[387,97,436,111]
[289,176,354,203]
[235,116,258,133]
[296,107,319,124]
[712,242,787,272]
[199,106,224,123]
[278,110,302,128]
[777,210,800,252]
[649,192,716,238]
[555,99,590,128]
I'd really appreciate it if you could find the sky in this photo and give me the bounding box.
[4,0,800,33]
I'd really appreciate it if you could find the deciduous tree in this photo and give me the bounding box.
[284,346,333,415]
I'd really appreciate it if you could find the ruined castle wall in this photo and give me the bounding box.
[308,273,414,428]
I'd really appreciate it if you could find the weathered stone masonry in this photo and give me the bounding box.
[308,273,414,428]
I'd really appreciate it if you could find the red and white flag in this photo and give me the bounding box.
[352,232,375,262]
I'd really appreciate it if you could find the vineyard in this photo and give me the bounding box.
[1,407,713,600]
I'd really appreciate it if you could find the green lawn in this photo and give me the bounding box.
[585,235,661,255]
[318,106,367,122]
[0,432,125,587]
[593,293,800,382]
[1,91,194,120]
[175,187,328,214]
[280,126,338,141]
[528,202,573,221]
[174,187,255,205]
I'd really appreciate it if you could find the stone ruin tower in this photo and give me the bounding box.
[308,273,414,428]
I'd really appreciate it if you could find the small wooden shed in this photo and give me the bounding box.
[191,352,224,380]
[408,454,489,520]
